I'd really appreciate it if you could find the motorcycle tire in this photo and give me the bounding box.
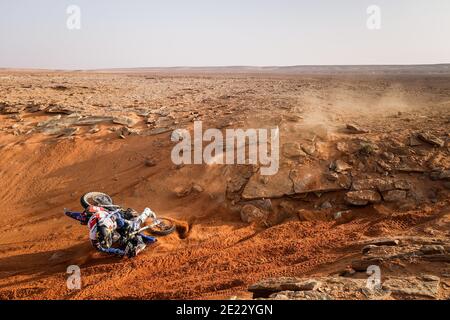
[148,217,176,236]
[80,192,113,209]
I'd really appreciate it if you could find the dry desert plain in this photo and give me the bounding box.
[0,66,449,299]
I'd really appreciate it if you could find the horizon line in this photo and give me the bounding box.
[1,63,449,72]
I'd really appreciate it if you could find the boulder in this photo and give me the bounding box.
[408,135,423,147]
[242,199,273,212]
[249,277,322,298]
[282,143,306,158]
[345,190,381,206]
[242,168,293,199]
[352,178,398,192]
[420,245,446,255]
[250,277,390,300]
[418,132,444,147]
[383,275,440,299]
[240,204,267,223]
[290,167,351,194]
[430,169,450,181]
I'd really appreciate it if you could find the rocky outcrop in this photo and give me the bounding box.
[241,165,351,200]
[249,275,442,300]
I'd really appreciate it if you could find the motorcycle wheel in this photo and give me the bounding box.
[80,192,113,209]
[148,217,176,236]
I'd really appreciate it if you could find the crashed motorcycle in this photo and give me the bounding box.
[65,192,175,256]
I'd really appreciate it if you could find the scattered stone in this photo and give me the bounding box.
[113,116,138,128]
[119,126,139,137]
[250,277,393,300]
[144,159,156,167]
[396,165,427,173]
[381,151,395,161]
[346,123,369,134]
[45,105,73,115]
[325,171,339,181]
[51,85,69,91]
[351,257,384,271]
[173,183,203,198]
[333,210,353,223]
[408,135,423,147]
[377,159,392,172]
[75,116,114,126]
[192,184,204,193]
[336,142,350,153]
[301,143,316,156]
[331,159,352,173]
[242,168,294,199]
[320,201,332,209]
[282,143,306,158]
[9,114,22,122]
[358,142,378,155]
[362,245,378,255]
[418,132,444,148]
[268,291,331,300]
[240,204,267,223]
[148,127,173,135]
[174,185,192,198]
[345,190,381,206]
[430,169,450,181]
[352,178,402,192]
[382,190,407,202]
[361,238,400,246]
[421,254,450,262]
[420,245,446,255]
[57,127,79,137]
[2,105,24,113]
[26,104,46,113]
[290,167,351,194]
[394,180,411,190]
[243,199,273,212]
[249,277,322,298]
[89,126,100,134]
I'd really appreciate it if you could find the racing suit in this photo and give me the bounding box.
[87,206,156,257]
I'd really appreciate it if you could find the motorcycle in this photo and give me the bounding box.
[65,191,176,236]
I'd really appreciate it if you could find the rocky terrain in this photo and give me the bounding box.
[0,68,449,299]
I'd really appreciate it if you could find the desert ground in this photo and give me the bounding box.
[0,66,449,299]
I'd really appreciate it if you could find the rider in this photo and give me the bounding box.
[87,205,156,257]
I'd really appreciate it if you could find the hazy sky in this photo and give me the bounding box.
[0,0,449,69]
